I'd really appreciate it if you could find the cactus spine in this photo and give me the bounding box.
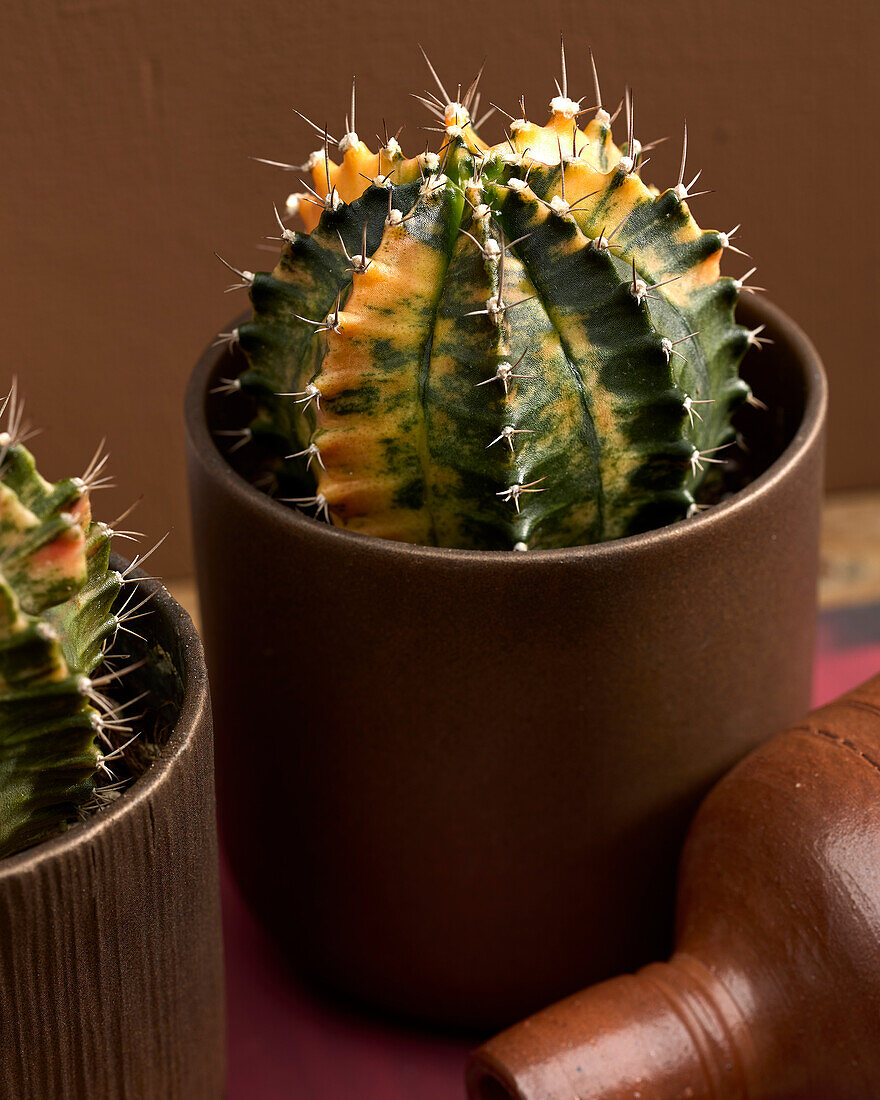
[0,390,126,858]
[222,47,760,550]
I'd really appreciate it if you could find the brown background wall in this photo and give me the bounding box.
[2,0,877,574]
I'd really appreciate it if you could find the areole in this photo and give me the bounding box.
[186,293,826,1030]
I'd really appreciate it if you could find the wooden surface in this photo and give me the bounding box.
[818,492,880,608]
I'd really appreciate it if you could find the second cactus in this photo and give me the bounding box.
[0,406,121,858]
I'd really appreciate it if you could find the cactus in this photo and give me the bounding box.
[218,45,764,549]
[0,387,135,858]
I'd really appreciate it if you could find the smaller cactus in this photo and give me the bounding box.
[0,385,147,859]
[214,43,767,551]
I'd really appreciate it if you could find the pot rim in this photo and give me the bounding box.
[0,565,208,877]
[186,294,827,567]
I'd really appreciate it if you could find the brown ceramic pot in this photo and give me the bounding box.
[0,564,225,1099]
[466,674,880,1100]
[185,295,826,1031]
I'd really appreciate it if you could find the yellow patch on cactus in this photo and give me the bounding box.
[313,217,452,543]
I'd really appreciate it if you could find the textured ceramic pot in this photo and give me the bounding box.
[186,295,825,1032]
[0,565,225,1099]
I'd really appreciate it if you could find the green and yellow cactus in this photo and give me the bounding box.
[217,46,764,549]
[0,388,133,858]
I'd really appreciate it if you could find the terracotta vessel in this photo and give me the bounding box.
[0,564,225,1099]
[467,674,880,1100]
[185,296,825,1030]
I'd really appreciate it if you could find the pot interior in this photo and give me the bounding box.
[98,563,188,794]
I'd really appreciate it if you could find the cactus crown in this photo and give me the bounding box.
[220,45,762,550]
[0,387,136,858]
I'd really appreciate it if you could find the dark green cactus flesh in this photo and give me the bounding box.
[224,64,760,549]
[0,432,121,858]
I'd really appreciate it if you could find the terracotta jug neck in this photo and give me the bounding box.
[467,952,759,1100]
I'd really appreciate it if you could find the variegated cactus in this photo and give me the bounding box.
[0,388,141,858]
[217,45,764,549]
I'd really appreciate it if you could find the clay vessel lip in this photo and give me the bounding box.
[0,563,209,877]
[186,295,827,566]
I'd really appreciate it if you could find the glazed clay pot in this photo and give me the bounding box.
[186,295,825,1031]
[466,674,880,1100]
[0,565,225,1099]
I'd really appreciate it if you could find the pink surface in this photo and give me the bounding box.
[811,644,880,707]
[222,866,470,1100]
[224,629,880,1099]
